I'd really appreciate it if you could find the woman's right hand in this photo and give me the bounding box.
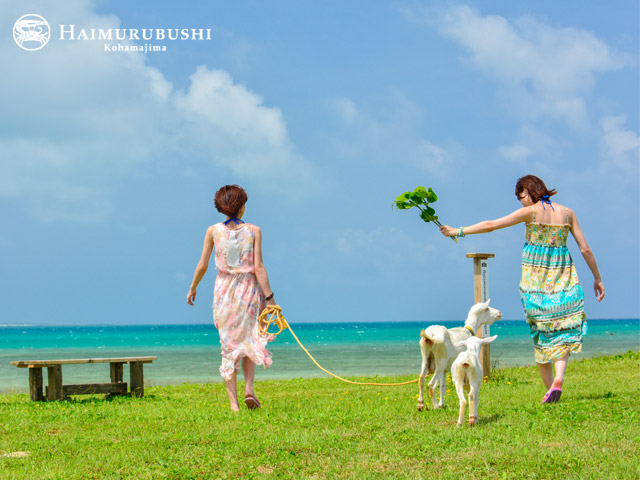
[593,279,605,302]
[439,225,457,237]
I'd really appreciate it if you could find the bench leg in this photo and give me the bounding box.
[130,361,144,398]
[107,362,126,398]
[29,367,44,402]
[110,362,124,383]
[46,365,63,401]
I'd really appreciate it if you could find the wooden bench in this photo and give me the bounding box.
[10,357,157,401]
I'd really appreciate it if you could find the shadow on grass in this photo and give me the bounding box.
[63,394,161,405]
[575,392,617,401]
[478,413,503,425]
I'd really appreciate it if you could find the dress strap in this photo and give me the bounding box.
[565,207,570,225]
[530,205,536,222]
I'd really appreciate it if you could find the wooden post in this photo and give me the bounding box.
[46,365,63,401]
[129,361,144,398]
[466,253,495,378]
[110,362,124,383]
[29,367,44,402]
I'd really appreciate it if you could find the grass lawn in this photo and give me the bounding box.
[0,351,638,479]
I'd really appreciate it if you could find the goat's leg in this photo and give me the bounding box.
[417,360,428,411]
[438,374,447,408]
[454,381,466,427]
[427,366,442,410]
[417,341,429,411]
[468,387,478,426]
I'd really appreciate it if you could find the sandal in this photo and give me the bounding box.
[244,394,261,410]
[541,388,562,404]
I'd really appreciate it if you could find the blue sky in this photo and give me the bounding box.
[1,0,638,325]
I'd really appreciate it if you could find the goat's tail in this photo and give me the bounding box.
[422,325,447,345]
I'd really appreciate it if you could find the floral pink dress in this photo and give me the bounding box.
[212,222,273,381]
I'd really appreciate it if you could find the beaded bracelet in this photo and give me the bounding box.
[458,227,465,238]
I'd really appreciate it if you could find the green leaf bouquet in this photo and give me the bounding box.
[394,186,457,243]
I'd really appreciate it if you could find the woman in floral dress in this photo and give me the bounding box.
[187,185,276,411]
[440,175,605,403]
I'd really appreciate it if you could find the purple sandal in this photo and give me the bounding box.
[244,394,261,410]
[541,388,562,404]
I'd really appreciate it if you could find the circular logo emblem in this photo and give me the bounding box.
[13,14,51,51]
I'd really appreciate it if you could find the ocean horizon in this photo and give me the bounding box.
[2,319,638,394]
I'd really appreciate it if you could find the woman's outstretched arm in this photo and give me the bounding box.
[253,226,276,306]
[568,209,605,301]
[187,226,214,305]
[440,207,533,237]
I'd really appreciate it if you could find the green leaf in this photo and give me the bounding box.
[395,201,412,210]
[426,206,435,216]
[409,193,423,204]
[419,210,435,223]
[413,186,428,200]
[426,187,438,203]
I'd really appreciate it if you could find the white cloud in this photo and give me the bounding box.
[497,144,532,164]
[407,5,624,128]
[413,140,453,176]
[326,93,455,176]
[336,226,435,267]
[600,115,640,174]
[174,66,310,180]
[0,0,314,223]
[497,124,564,165]
[327,97,359,124]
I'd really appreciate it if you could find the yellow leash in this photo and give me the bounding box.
[257,305,419,386]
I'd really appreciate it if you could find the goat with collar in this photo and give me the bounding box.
[417,299,502,411]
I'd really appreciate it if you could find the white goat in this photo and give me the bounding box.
[417,299,502,411]
[451,335,498,426]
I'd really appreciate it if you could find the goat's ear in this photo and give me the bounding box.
[454,341,467,348]
[483,298,491,308]
[481,335,498,344]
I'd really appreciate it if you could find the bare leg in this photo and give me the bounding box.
[224,370,240,412]
[551,353,569,390]
[242,357,256,397]
[537,361,554,390]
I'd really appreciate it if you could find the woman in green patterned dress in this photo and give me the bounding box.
[440,175,605,403]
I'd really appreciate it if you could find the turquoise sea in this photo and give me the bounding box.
[1,319,638,393]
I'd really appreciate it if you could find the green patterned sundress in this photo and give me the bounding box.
[519,206,588,363]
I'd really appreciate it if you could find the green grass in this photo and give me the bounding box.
[1,351,639,479]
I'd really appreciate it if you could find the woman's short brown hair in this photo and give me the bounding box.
[515,175,557,203]
[214,185,248,217]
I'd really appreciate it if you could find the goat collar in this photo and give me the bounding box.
[465,326,475,335]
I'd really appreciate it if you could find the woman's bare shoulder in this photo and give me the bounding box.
[553,203,574,215]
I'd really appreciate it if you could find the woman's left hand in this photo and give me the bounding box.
[187,289,197,305]
[439,225,457,237]
[593,280,605,302]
